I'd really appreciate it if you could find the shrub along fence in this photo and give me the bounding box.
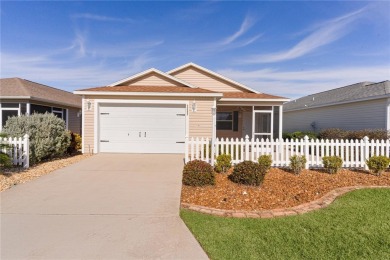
[185,135,390,170]
[0,134,29,168]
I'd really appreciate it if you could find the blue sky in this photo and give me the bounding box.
[1,1,389,98]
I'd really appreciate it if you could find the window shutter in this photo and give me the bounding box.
[233,111,239,131]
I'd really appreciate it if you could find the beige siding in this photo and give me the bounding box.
[171,67,249,93]
[83,99,95,153]
[125,72,184,87]
[188,99,213,138]
[82,96,214,152]
[284,99,387,133]
[67,108,81,134]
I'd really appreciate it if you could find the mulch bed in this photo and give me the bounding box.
[0,154,92,192]
[180,168,390,211]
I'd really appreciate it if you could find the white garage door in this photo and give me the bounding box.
[98,103,186,153]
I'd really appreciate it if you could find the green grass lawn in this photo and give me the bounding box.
[181,188,390,260]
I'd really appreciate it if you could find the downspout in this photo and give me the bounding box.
[211,98,217,166]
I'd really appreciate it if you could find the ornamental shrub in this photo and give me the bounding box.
[214,154,232,173]
[283,131,317,140]
[0,133,12,169]
[67,132,82,154]
[3,113,71,165]
[322,156,343,174]
[182,160,215,186]
[366,156,390,176]
[258,155,272,174]
[229,161,265,186]
[318,128,389,140]
[289,155,307,175]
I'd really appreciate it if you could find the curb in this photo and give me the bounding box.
[181,186,390,218]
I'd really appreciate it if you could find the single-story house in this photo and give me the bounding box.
[0,78,82,134]
[74,63,289,154]
[283,81,390,133]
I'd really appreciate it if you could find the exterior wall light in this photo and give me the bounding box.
[192,100,197,112]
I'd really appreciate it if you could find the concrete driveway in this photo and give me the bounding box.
[0,154,208,259]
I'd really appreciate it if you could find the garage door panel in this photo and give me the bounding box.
[98,104,186,153]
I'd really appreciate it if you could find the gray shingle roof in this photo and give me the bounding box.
[0,78,81,108]
[284,81,390,112]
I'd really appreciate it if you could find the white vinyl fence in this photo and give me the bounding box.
[0,134,29,168]
[185,135,390,170]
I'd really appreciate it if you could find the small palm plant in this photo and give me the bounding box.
[0,133,12,170]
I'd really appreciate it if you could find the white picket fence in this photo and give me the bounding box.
[185,135,390,170]
[0,134,29,168]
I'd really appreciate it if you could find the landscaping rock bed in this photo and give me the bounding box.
[0,154,92,192]
[181,168,390,211]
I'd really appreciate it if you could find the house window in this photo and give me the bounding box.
[0,103,20,129]
[2,110,18,127]
[30,104,52,114]
[217,112,233,130]
[30,104,67,124]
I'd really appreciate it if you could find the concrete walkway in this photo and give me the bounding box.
[0,154,208,259]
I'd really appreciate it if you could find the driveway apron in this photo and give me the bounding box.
[0,154,208,259]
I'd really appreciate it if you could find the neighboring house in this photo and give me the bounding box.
[74,63,289,154]
[0,78,82,134]
[283,81,390,133]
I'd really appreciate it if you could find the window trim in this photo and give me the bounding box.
[0,103,21,131]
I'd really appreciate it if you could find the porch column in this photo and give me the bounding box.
[26,102,31,115]
[279,105,283,140]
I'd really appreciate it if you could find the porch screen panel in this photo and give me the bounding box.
[254,113,271,133]
[273,106,280,139]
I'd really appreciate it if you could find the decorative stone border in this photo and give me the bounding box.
[181,186,390,218]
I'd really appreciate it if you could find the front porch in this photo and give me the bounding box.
[215,104,283,141]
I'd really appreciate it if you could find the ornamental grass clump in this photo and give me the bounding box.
[366,156,390,176]
[322,156,343,174]
[289,155,307,175]
[182,160,215,186]
[214,154,232,173]
[229,161,265,186]
[3,113,70,165]
[258,155,272,174]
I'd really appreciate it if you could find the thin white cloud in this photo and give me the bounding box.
[68,30,87,57]
[217,65,389,98]
[72,13,135,23]
[221,14,257,45]
[244,7,367,64]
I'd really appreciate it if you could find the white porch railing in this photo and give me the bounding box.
[185,135,390,170]
[0,134,29,168]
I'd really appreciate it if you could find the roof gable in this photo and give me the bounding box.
[108,68,196,88]
[168,63,259,94]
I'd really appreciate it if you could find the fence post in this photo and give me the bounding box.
[304,135,309,169]
[23,134,29,168]
[245,135,250,160]
[363,136,369,170]
[184,136,188,163]
[211,136,215,167]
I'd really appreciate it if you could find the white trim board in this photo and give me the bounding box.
[219,98,290,102]
[73,91,222,97]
